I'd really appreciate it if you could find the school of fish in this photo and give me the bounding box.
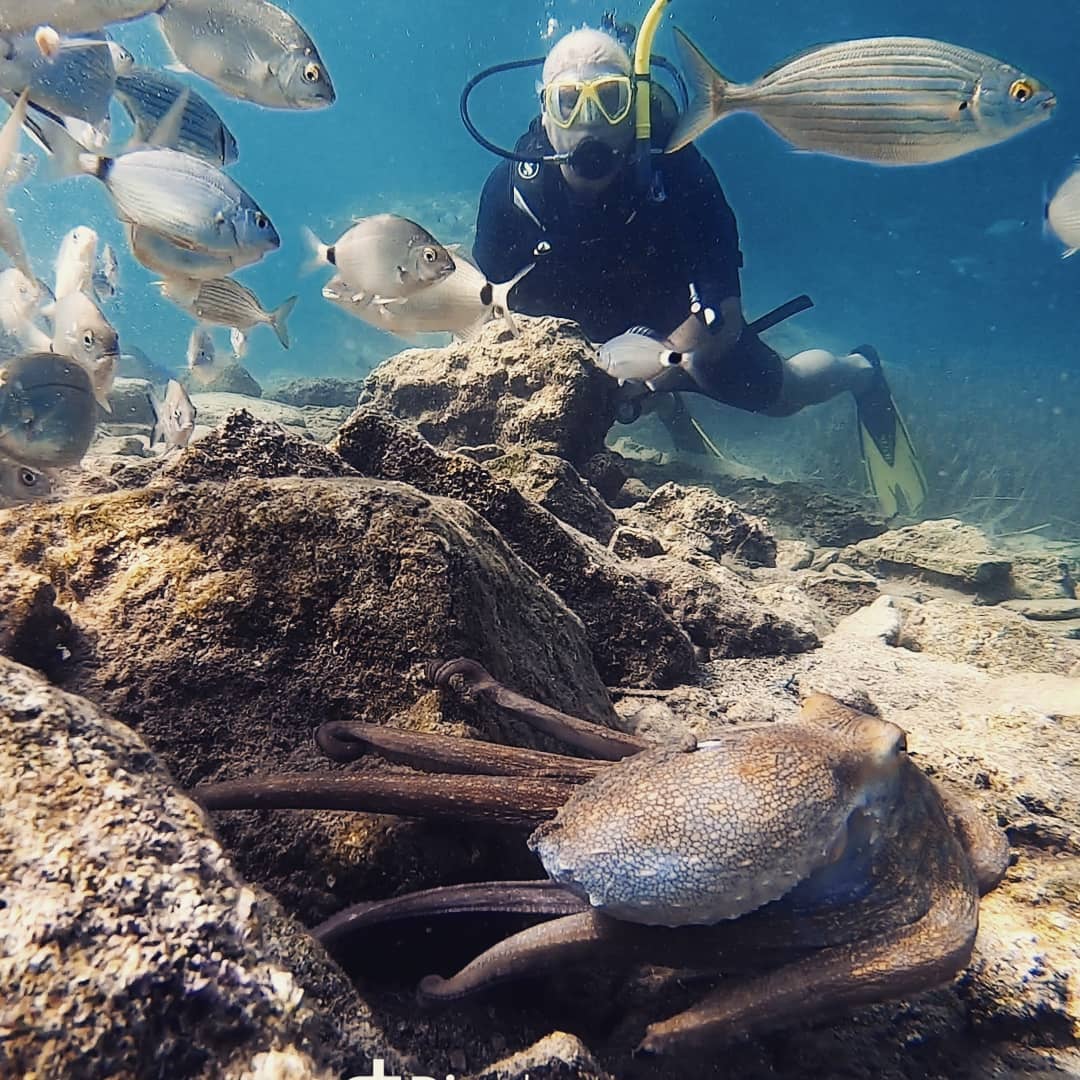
[0,2,1071,501]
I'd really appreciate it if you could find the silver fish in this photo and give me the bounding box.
[50,290,119,410]
[322,259,531,340]
[1046,167,1080,258]
[0,30,117,124]
[147,377,196,451]
[92,242,119,301]
[51,132,279,262]
[670,30,1056,164]
[162,276,296,348]
[116,66,239,166]
[597,326,693,388]
[2,150,35,188]
[157,0,335,110]
[0,352,97,467]
[229,325,246,358]
[0,455,52,504]
[126,223,258,279]
[0,1,162,34]
[55,225,99,300]
[0,90,29,278]
[185,325,217,383]
[304,214,456,302]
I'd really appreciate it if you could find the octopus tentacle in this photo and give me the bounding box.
[426,657,649,760]
[192,770,574,827]
[313,881,589,947]
[315,719,605,781]
[637,858,980,1054]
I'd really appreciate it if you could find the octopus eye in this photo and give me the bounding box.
[303,62,321,83]
[1009,78,1034,103]
[82,329,95,350]
[421,246,438,263]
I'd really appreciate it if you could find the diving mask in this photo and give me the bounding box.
[542,74,633,128]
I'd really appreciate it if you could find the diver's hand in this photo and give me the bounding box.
[665,297,745,362]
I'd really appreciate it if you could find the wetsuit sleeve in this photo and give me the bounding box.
[472,162,537,284]
[677,148,743,304]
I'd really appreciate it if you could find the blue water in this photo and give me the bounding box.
[12,1,1080,532]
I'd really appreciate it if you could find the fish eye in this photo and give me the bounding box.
[19,468,37,487]
[1009,78,1035,103]
[421,246,439,263]
[303,62,321,83]
[254,212,269,230]
[83,330,95,350]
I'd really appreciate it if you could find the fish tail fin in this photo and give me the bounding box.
[300,226,329,274]
[270,295,298,348]
[667,27,733,153]
[41,115,96,181]
[490,262,534,335]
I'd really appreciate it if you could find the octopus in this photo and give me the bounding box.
[194,658,1010,1055]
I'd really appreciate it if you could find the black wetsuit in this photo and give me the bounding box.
[472,122,784,412]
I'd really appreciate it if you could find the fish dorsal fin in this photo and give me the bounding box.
[133,86,191,151]
[625,325,662,340]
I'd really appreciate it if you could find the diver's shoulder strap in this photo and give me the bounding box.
[507,120,555,230]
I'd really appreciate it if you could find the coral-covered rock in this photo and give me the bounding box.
[358,316,619,466]
[268,377,366,408]
[843,519,1012,595]
[621,482,778,567]
[0,469,615,919]
[332,407,695,688]
[488,449,617,543]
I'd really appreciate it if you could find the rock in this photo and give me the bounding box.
[164,410,358,484]
[623,552,820,659]
[1006,551,1078,601]
[488,449,617,543]
[0,656,385,1078]
[843,519,1013,595]
[776,538,815,571]
[103,376,156,427]
[183,361,262,398]
[623,482,777,567]
[799,563,881,620]
[478,1032,611,1080]
[332,407,696,688]
[117,345,173,384]
[608,525,664,560]
[610,476,651,507]
[268,377,366,408]
[579,450,628,504]
[1001,598,1080,621]
[89,433,151,457]
[0,567,71,672]
[189,393,310,438]
[0,468,617,920]
[895,597,1080,676]
[706,477,886,546]
[358,315,619,466]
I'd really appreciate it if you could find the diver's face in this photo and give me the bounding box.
[542,63,634,191]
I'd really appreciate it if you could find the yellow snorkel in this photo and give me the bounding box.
[633,0,669,191]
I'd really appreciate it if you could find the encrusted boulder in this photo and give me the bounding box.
[0,657,385,1078]
[268,377,366,408]
[620,482,778,567]
[358,315,620,466]
[332,407,696,688]
[625,552,820,660]
[842,519,1012,596]
[182,361,263,398]
[488,449,617,543]
[0,461,616,919]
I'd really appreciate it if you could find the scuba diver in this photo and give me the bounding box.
[465,10,926,518]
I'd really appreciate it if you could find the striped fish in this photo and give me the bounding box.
[1046,167,1080,259]
[115,67,239,166]
[169,277,296,349]
[669,30,1055,165]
